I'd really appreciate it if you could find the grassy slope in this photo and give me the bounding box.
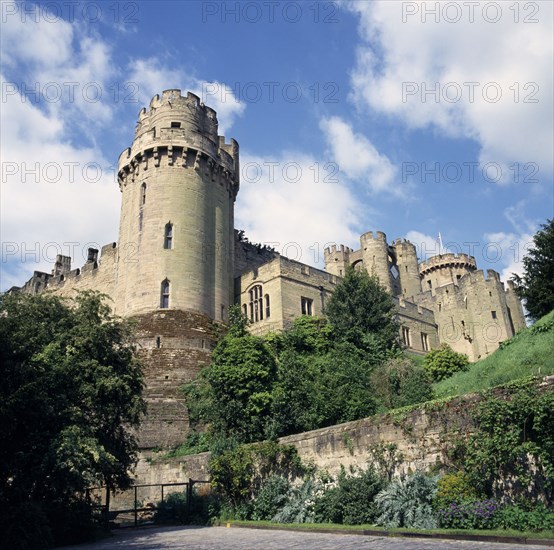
[434,310,554,398]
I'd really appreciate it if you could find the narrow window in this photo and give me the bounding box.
[164,223,173,249]
[156,336,161,348]
[421,332,429,351]
[160,279,170,309]
[402,326,411,347]
[242,304,247,317]
[249,285,263,322]
[301,297,313,316]
[491,310,497,319]
[141,182,147,205]
[427,280,432,289]
[265,294,270,318]
[221,305,225,320]
[438,302,442,312]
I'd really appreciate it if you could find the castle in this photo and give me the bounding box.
[13,90,526,449]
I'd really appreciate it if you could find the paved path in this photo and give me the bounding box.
[62,525,552,549]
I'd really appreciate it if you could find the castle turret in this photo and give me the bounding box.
[116,90,239,319]
[324,244,352,277]
[419,253,477,295]
[394,238,421,299]
[114,90,240,448]
[360,231,395,293]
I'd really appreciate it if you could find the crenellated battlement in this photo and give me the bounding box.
[136,90,217,139]
[117,145,239,199]
[19,244,118,302]
[324,244,353,257]
[119,90,240,192]
[361,230,388,243]
[419,253,477,276]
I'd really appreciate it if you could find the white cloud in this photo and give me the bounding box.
[235,151,361,268]
[127,58,245,135]
[345,0,554,181]
[319,116,400,195]
[0,75,121,291]
[405,230,452,261]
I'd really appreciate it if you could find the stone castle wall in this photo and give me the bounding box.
[133,375,553,496]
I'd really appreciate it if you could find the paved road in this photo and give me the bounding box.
[62,525,552,549]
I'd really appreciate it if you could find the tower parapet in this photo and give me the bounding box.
[324,244,353,277]
[419,253,477,293]
[118,90,239,200]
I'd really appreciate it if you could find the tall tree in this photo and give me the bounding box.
[325,266,400,351]
[0,291,145,548]
[511,219,554,322]
[184,305,277,443]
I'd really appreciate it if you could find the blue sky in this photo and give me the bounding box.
[1,0,553,291]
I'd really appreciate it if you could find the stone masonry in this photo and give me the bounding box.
[13,90,526,448]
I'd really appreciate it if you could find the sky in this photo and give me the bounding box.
[1,0,553,291]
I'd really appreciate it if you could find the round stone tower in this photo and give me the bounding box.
[419,253,477,294]
[360,231,395,293]
[116,89,239,320]
[115,90,240,449]
[394,238,421,298]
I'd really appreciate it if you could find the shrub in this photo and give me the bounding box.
[437,499,499,529]
[371,357,434,411]
[272,478,319,523]
[209,441,303,508]
[154,489,220,525]
[375,472,438,529]
[423,344,469,382]
[495,504,554,532]
[313,465,385,525]
[251,475,290,521]
[435,472,479,509]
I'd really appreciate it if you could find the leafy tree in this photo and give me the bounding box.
[423,343,469,382]
[511,219,554,322]
[325,266,399,351]
[184,305,276,443]
[317,341,380,425]
[0,291,145,548]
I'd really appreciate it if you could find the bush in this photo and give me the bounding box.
[423,344,469,382]
[272,478,319,523]
[437,499,499,529]
[154,489,219,525]
[314,465,385,525]
[251,475,290,521]
[495,504,554,532]
[371,357,434,411]
[435,472,479,509]
[375,472,438,529]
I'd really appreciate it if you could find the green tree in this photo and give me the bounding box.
[325,266,399,351]
[0,291,145,548]
[511,219,554,322]
[423,343,469,382]
[184,305,276,443]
